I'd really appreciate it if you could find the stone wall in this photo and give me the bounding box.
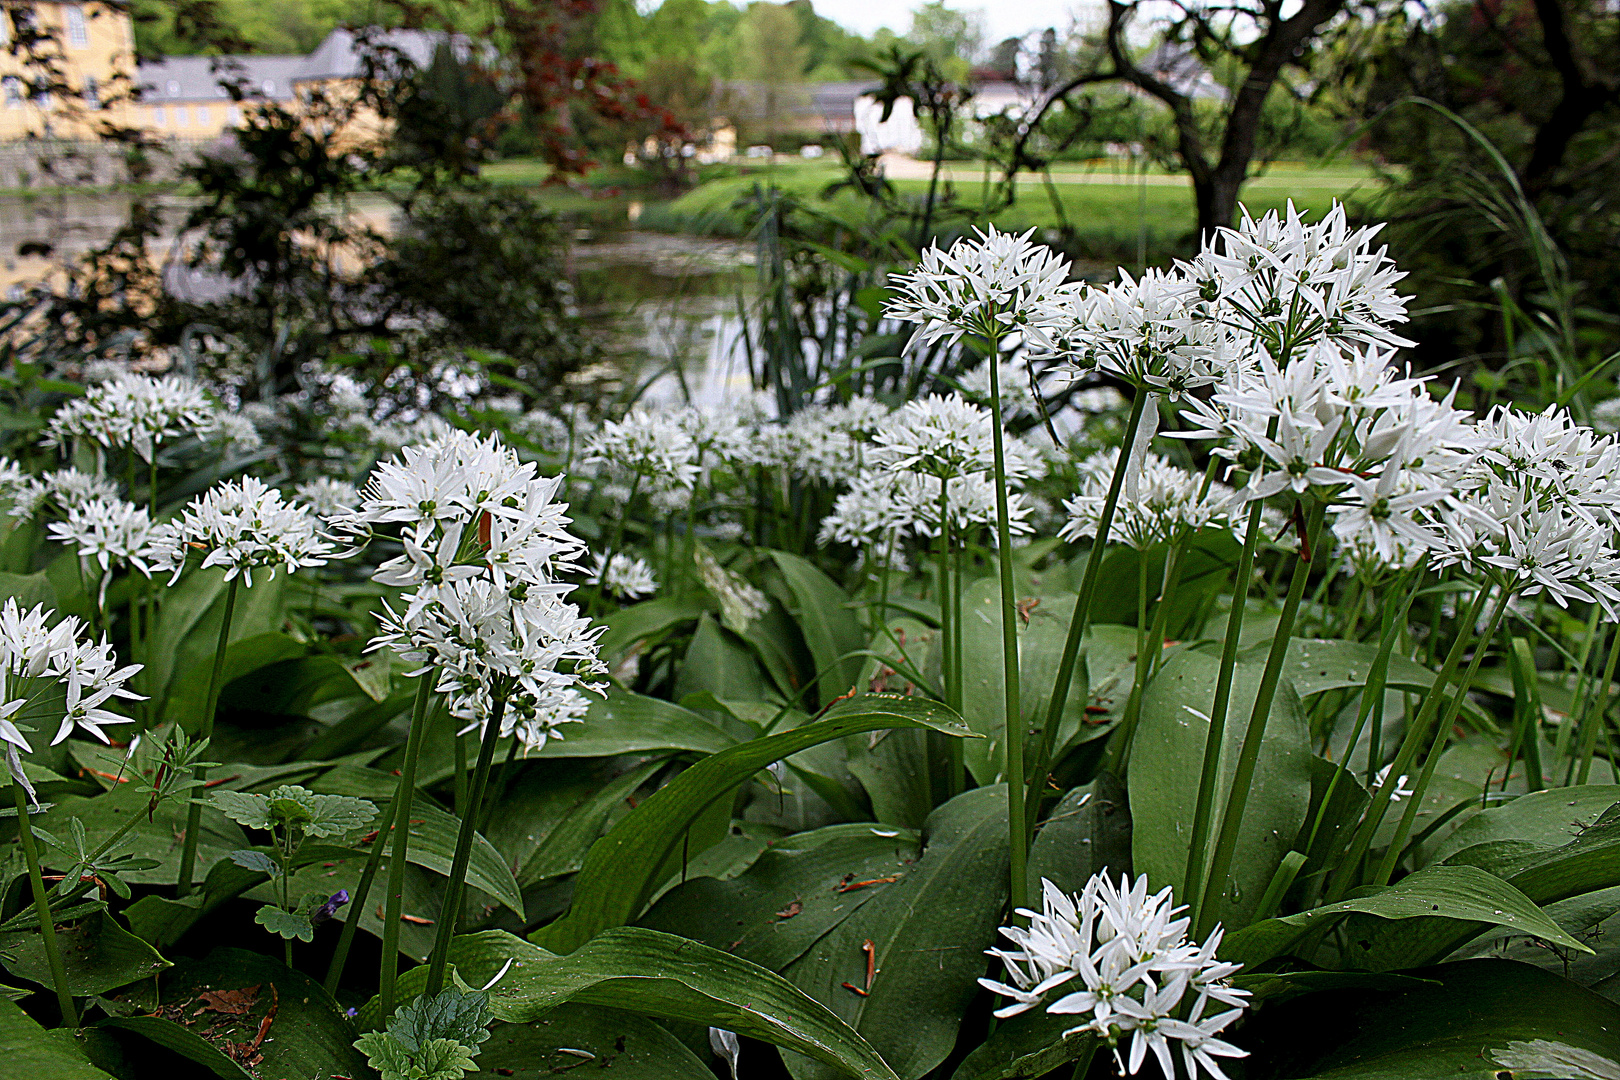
[0,137,217,189]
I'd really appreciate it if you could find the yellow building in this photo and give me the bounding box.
[0,1,138,140]
[0,2,450,145]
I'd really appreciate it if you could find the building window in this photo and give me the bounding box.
[153,106,165,125]
[0,11,10,47]
[3,78,20,108]
[227,105,241,124]
[178,105,190,125]
[195,105,209,124]
[82,75,98,105]
[64,5,88,48]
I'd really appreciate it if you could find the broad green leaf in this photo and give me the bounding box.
[783,787,1010,1080]
[742,596,815,701]
[0,571,56,614]
[1435,785,1620,864]
[0,911,170,996]
[674,614,769,702]
[1239,958,1620,1078]
[37,783,248,887]
[845,726,931,829]
[640,823,923,971]
[534,690,735,760]
[950,1010,1094,1080]
[218,646,387,717]
[108,948,369,1080]
[486,757,669,888]
[254,905,314,941]
[1452,885,1620,988]
[957,577,1133,783]
[0,998,112,1079]
[1028,775,1131,899]
[532,693,976,954]
[769,550,867,709]
[471,1007,714,1079]
[1221,864,1588,969]
[1130,649,1312,928]
[384,927,902,1080]
[1263,637,1439,698]
[598,596,710,661]
[153,571,289,728]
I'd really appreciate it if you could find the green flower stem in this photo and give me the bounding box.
[1183,499,1265,930]
[12,780,75,1026]
[1197,499,1324,938]
[949,539,966,797]
[1577,626,1620,784]
[425,693,509,997]
[452,722,468,820]
[1028,392,1151,840]
[1097,535,1188,781]
[1373,587,1514,886]
[1324,584,1494,904]
[379,671,435,1016]
[593,474,642,614]
[985,342,1028,912]
[323,792,399,996]
[176,576,240,898]
[1302,560,1427,868]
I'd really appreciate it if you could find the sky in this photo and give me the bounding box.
[781,0,1095,45]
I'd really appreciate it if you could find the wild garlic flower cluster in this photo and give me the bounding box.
[46,498,155,601]
[591,552,658,599]
[1060,450,1235,551]
[585,410,701,493]
[147,476,334,586]
[0,599,142,799]
[981,874,1249,1080]
[885,225,1073,350]
[354,431,605,752]
[293,477,361,517]
[42,372,216,462]
[2,466,121,521]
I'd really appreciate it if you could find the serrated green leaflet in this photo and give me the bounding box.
[531,693,977,953]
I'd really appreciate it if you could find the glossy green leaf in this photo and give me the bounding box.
[486,757,669,888]
[640,823,922,971]
[534,690,734,759]
[96,1017,254,1080]
[598,596,710,660]
[769,550,867,709]
[950,1010,1095,1080]
[1028,775,1132,899]
[675,613,769,702]
[532,693,976,954]
[783,786,1010,1080]
[845,727,931,829]
[471,1007,714,1078]
[1242,958,1620,1078]
[386,928,902,1080]
[1435,785,1620,864]
[1221,864,1588,969]
[1130,649,1312,928]
[153,572,289,728]
[0,911,170,996]
[1265,637,1439,699]
[0,571,56,614]
[0,997,113,1079]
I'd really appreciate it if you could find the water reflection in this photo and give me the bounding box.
[0,188,758,410]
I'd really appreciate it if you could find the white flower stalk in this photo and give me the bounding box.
[886,225,1075,350]
[293,477,361,518]
[374,578,605,741]
[146,476,333,586]
[980,873,1250,1080]
[1060,451,1235,550]
[1179,199,1414,356]
[198,409,264,454]
[42,372,215,462]
[0,599,143,799]
[585,409,700,492]
[47,497,154,604]
[590,552,657,599]
[873,394,1045,484]
[1039,269,1234,399]
[8,468,122,521]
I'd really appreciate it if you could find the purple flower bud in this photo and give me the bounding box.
[311,889,350,926]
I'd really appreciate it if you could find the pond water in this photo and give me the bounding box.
[0,189,759,408]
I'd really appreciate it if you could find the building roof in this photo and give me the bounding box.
[135,27,456,104]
